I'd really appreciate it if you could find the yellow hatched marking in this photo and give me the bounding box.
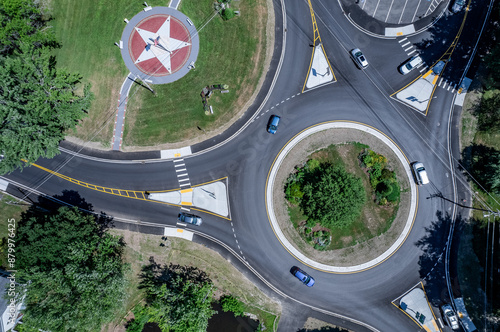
[431,320,439,330]
[423,326,432,332]
[180,188,193,193]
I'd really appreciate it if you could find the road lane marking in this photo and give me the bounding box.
[401,41,411,47]
[173,159,184,163]
[408,49,417,56]
[404,46,413,52]
[399,37,408,43]
[175,168,187,173]
[385,0,395,22]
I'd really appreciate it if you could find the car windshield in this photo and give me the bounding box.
[270,125,277,130]
[446,311,455,317]
[355,52,362,57]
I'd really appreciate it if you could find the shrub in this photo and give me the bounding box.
[386,182,400,202]
[220,295,244,317]
[221,8,235,20]
[285,182,303,204]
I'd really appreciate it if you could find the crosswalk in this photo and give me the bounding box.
[173,158,191,212]
[398,37,428,74]
[398,37,458,92]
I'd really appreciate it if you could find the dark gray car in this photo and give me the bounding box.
[178,212,203,226]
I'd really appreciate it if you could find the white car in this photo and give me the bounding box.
[442,304,460,330]
[399,56,423,75]
[412,162,429,185]
[350,48,368,69]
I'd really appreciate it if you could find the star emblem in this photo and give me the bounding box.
[134,16,191,73]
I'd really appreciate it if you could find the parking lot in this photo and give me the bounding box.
[358,0,444,24]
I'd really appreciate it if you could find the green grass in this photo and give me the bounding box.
[0,194,29,268]
[287,143,399,250]
[242,303,279,332]
[49,0,267,147]
[123,0,267,146]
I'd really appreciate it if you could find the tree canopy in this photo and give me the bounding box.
[128,261,216,332]
[0,0,92,174]
[15,205,127,331]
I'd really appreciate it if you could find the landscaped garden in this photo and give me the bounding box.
[284,143,401,251]
[49,0,269,149]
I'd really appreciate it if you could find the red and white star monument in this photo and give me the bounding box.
[129,14,192,77]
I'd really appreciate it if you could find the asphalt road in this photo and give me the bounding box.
[2,0,494,330]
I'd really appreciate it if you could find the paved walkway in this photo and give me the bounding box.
[112,74,134,151]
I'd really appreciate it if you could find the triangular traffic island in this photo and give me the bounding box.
[304,44,336,91]
[393,62,444,114]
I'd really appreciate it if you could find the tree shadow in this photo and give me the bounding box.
[461,144,500,194]
[414,211,467,306]
[20,189,114,234]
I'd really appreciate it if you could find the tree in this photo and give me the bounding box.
[474,90,500,132]
[462,144,500,195]
[0,0,57,55]
[14,205,127,331]
[220,295,245,317]
[300,163,366,229]
[0,43,92,174]
[133,261,216,332]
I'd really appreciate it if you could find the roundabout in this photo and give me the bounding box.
[266,121,418,273]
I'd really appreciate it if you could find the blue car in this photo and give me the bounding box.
[290,266,315,287]
[267,115,281,134]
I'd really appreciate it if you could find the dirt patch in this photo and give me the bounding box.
[302,317,353,332]
[272,128,411,267]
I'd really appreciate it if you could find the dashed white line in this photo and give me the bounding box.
[281,100,284,104]
[233,234,237,238]
[271,106,274,109]
[266,109,270,112]
[286,98,290,101]
[235,239,239,244]
[276,104,279,107]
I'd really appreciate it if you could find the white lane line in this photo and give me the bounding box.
[173,159,184,163]
[181,207,190,211]
[174,163,185,168]
[266,109,270,112]
[175,168,187,173]
[398,37,408,43]
[372,0,381,17]
[176,222,187,226]
[180,182,191,187]
[233,234,237,238]
[235,239,239,244]
[438,318,444,328]
[401,41,411,47]
[231,222,234,226]
[362,0,367,10]
[416,62,424,68]
[385,0,395,22]
[291,95,295,98]
[408,49,417,56]
[398,0,410,24]
[412,0,423,22]
[419,66,426,72]
[281,100,284,104]
[271,106,274,109]
[178,178,190,182]
[438,77,444,86]
[286,98,290,101]
[404,46,413,52]
[275,104,279,107]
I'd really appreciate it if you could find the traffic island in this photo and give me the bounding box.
[266,122,417,273]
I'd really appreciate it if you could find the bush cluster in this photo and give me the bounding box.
[360,150,400,204]
[285,160,366,229]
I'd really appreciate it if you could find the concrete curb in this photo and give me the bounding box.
[266,121,417,273]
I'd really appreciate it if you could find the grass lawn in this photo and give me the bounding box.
[124,0,267,147]
[0,194,29,268]
[48,0,267,148]
[287,143,399,250]
[104,229,280,331]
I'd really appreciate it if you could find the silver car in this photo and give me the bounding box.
[451,0,466,13]
[412,162,429,185]
[442,304,460,330]
[350,48,368,69]
[177,212,203,226]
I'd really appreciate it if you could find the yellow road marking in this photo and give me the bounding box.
[422,70,432,79]
[177,229,184,233]
[180,188,193,193]
[396,32,403,36]
[174,153,181,157]
[181,202,192,206]
[432,75,439,85]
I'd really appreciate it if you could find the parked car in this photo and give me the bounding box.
[290,266,315,287]
[177,212,203,226]
[399,56,423,75]
[412,162,429,185]
[451,0,466,13]
[267,115,281,134]
[441,304,460,330]
[350,48,368,69]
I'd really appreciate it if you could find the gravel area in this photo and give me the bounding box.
[272,128,411,267]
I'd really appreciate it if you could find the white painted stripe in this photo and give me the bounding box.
[404,46,413,52]
[401,41,411,47]
[180,183,191,187]
[164,227,193,241]
[174,163,185,167]
[438,318,444,328]
[173,159,184,163]
[176,222,187,226]
[443,81,448,89]
[0,178,8,191]
[398,37,408,43]
[407,49,417,56]
[447,84,451,91]
[385,0,394,22]
[438,77,443,86]
[175,168,187,173]
[178,178,190,182]
[181,207,190,211]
